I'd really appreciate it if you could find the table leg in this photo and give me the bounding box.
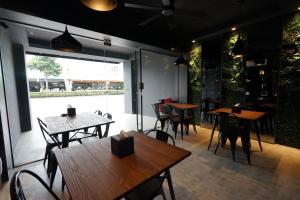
[254,121,263,151]
[166,169,176,200]
[96,125,103,139]
[192,109,197,134]
[243,122,251,165]
[179,110,184,139]
[208,115,218,150]
[62,132,70,148]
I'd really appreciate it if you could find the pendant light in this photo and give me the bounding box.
[231,35,246,58]
[175,55,189,67]
[80,0,117,12]
[174,55,189,101]
[51,26,82,53]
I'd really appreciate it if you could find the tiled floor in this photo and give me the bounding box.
[1,122,300,200]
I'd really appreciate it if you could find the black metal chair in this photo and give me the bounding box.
[214,112,251,164]
[125,129,176,200]
[152,103,169,131]
[145,129,175,146]
[37,118,81,175]
[37,118,62,175]
[10,170,60,200]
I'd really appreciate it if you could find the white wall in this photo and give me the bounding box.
[139,50,188,117]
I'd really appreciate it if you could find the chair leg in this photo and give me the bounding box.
[43,146,49,166]
[229,137,237,161]
[214,132,222,154]
[208,116,218,150]
[50,156,58,189]
[154,119,158,129]
[161,120,166,131]
[161,188,167,200]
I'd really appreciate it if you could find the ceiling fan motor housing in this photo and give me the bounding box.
[162,9,174,16]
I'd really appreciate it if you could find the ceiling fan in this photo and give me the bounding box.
[124,0,205,30]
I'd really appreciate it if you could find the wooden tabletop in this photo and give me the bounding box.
[54,131,191,200]
[45,112,115,135]
[208,108,265,121]
[165,103,199,110]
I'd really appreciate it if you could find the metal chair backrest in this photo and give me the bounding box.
[10,170,60,200]
[219,112,240,135]
[37,118,61,147]
[95,110,103,116]
[152,103,161,119]
[146,129,175,146]
[103,113,112,120]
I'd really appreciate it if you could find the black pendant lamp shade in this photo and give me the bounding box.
[51,26,82,53]
[80,0,117,11]
[175,55,189,67]
[231,36,246,58]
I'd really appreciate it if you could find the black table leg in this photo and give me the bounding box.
[208,115,218,150]
[179,110,184,139]
[243,122,251,165]
[254,121,263,151]
[62,132,70,148]
[96,125,103,138]
[192,109,197,134]
[166,169,176,200]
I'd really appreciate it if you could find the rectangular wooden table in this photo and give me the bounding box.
[54,131,191,200]
[165,103,199,138]
[45,112,115,148]
[208,108,265,164]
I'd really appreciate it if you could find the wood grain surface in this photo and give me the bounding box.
[165,103,199,110]
[54,131,191,200]
[45,112,115,135]
[208,108,265,121]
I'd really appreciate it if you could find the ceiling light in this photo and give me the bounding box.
[171,47,176,51]
[231,36,246,58]
[80,0,117,11]
[175,55,189,67]
[298,6,300,10]
[231,27,237,31]
[51,26,82,53]
[192,40,196,43]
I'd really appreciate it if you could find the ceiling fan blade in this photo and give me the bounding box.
[139,13,162,26]
[161,0,172,7]
[124,3,161,11]
[175,9,205,18]
[165,15,176,30]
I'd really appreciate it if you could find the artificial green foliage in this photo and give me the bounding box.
[280,13,300,91]
[222,32,246,106]
[188,44,202,124]
[27,56,62,91]
[189,45,202,92]
[276,13,300,148]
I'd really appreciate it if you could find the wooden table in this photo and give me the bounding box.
[54,131,191,200]
[165,103,199,138]
[208,108,265,164]
[45,112,115,148]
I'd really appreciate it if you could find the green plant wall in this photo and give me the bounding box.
[276,13,300,148]
[221,33,246,107]
[188,44,202,124]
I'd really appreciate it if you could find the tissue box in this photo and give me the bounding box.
[67,107,76,116]
[111,135,134,158]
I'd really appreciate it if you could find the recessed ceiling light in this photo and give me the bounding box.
[192,40,196,43]
[231,27,237,31]
[171,47,176,51]
[298,6,300,10]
